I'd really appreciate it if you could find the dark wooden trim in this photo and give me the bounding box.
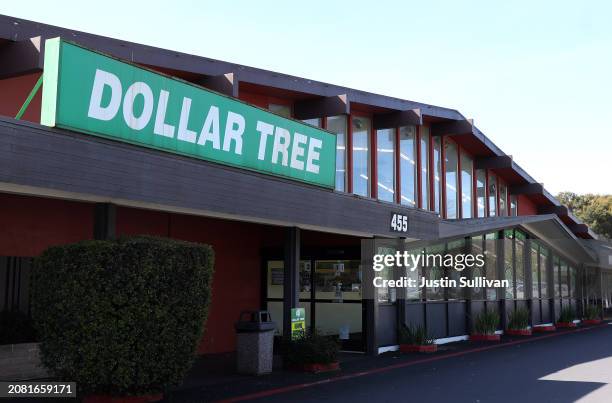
[475,155,513,170]
[293,95,350,120]
[372,109,422,130]
[0,36,44,79]
[537,205,569,216]
[431,119,475,137]
[282,227,300,341]
[509,183,544,195]
[199,72,238,98]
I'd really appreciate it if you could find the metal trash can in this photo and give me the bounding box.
[235,310,276,375]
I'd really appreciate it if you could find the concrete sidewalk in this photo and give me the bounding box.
[163,322,610,402]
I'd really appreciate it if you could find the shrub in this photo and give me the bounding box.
[558,306,577,323]
[0,310,37,344]
[398,324,434,345]
[474,309,500,335]
[31,236,214,396]
[584,304,601,320]
[283,329,340,366]
[507,308,530,330]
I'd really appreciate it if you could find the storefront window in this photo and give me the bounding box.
[476,169,486,217]
[376,129,395,202]
[515,231,525,299]
[447,239,465,300]
[405,248,422,301]
[425,243,445,301]
[531,242,540,298]
[399,126,417,207]
[351,116,371,197]
[433,136,442,214]
[471,236,486,300]
[485,232,498,300]
[327,116,347,192]
[499,182,508,216]
[301,118,321,127]
[554,257,561,298]
[504,230,515,299]
[569,266,577,298]
[510,195,518,216]
[375,246,396,303]
[268,103,291,117]
[445,140,458,218]
[539,247,548,298]
[420,127,430,210]
[488,174,497,217]
[560,261,569,298]
[461,152,473,218]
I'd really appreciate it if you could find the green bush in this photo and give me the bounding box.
[31,236,214,396]
[283,329,340,366]
[398,324,434,345]
[474,309,500,335]
[507,308,530,330]
[0,310,37,344]
[558,306,577,323]
[584,304,601,320]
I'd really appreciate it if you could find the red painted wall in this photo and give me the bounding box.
[0,193,94,256]
[517,195,538,216]
[0,73,42,123]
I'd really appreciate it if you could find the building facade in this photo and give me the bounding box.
[0,14,609,356]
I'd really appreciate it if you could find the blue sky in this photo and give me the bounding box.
[2,0,610,194]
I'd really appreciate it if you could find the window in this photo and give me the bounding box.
[399,126,417,207]
[476,169,486,217]
[327,116,347,192]
[510,195,518,216]
[569,266,576,298]
[504,230,515,299]
[515,231,525,299]
[461,152,473,218]
[531,242,540,299]
[485,232,498,300]
[302,118,321,127]
[405,248,422,301]
[420,127,430,209]
[539,247,548,299]
[268,103,291,117]
[499,182,508,216]
[447,239,466,300]
[553,257,561,298]
[425,243,445,301]
[560,261,569,298]
[376,129,395,202]
[471,236,486,300]
[433,136,442,214]
[445,140,459,218]
[351,116,371,197]
[488,174,497,217]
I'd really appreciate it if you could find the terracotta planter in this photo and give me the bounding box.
[533,325,556,332]
[505,329,532,336]
[556,322,577,328]
[470,334,500,341]
[399,344,438,353]
[582,319,602,325]
[83,394,163,403]
[296,362,340,373]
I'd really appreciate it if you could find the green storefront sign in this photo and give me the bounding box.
[40,38,336,188]
[290,307,306,340]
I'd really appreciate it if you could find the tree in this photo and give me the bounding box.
[557,192,612,240]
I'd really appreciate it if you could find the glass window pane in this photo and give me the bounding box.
[561,261,569,298]
[485,232,498,300]
[515,235,525,299]
[352,116,371,197]
[488,174,497,217]
[376,128,395,202]
[425,243,445,301]
[399,126,417,207]
[268,103,291,117]
[327,116,347,192]
[302,118,321,127]
[461,153,473,218]
[471,236,486,300]
[510,195,518,216]
[504,230,515,299]
[476,169,486,218]
[447,239,466,300]
[433,136,442,214]
[539,247,548,298]
[445,140,458,218]
[499,182,508,216]
[554,257,561,298]
[569,266,576,298]
[420,127,430,209]
[314,260,362,300]
[531,243,540,298]
[405,248,422,300]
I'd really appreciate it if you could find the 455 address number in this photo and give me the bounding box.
[390,213,409,233]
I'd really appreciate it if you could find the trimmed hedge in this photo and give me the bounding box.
[283,329,340,366]
[31,236,214,396]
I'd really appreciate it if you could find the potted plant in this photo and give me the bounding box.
[471,309,500,341]
[556,306,578,328]
[283,329,340,373]
[31,236,215,402]
[398,324,437,353]
[582,305,602,325]
[506,308,531,336]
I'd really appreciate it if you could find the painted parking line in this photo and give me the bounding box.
[215,323,608,403]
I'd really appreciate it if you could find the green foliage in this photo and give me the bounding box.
[558,306,577,323]
[557,192,612,239]
[0,310,37,344]
[507,308,530,330]
[398,324,434,345]
[283,329,340,365]
[31,236,214,396]
[584,304,601,320]
[474,309,500,335]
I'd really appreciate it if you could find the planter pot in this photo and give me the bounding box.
[533,325,556,332]
[399,344,438,353]
[556,322,577,328]
[505,329,532,336]
[83,394,163,403]
[470,334,500,342]
[582,319,602,325]
[294,362,340,373]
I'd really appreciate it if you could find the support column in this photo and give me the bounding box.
[362,238,377,355]
[93,203,116,240]
[283,227,300,341]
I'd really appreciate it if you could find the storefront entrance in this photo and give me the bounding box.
[264,252,364,351]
